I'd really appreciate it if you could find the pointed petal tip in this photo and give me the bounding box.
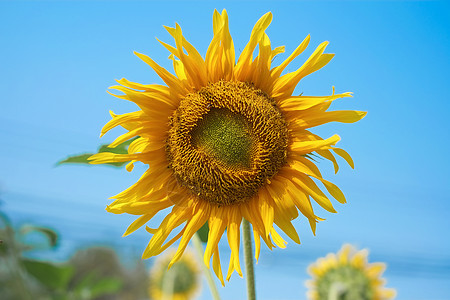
[115,78,126,85]
[203,256,210,268]
[145,226,158,234]
[360,111,368,119]
[167,260,175,270]
[134,51,150,61]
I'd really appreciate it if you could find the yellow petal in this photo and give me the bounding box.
[252,33,273,90]
[351,249,368,268]
[291,174,337,213]
[226,208,243,280]
[270,227,286,248]
[265,183,300,244]
[169,202,210,267]
[291,134,341,155]
[134,51,188,97]
[271,41,330,99]
[337,244,353,264]
[212,246,225,286]
[333,147,355,169]
[253,228,261,262]
[100,111,143,137]
[207,9,235,81]
[291,160,346,204]
[123,213,156,237]
[292,110,367,129]
[142,206,190,258]
[270,35,310,79]
[316,149,339,174]
[367,262,386,278]
[258,190,275,238]
[88,152,147,165]
[235,12,272,80]
[278,91,352,111]
[204,207,227,266]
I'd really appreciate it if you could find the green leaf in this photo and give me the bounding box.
[73,273,122,299]
[89,277,123,298]
[57,137,138,167]
[20,225,59,248]
[196,222,209,243]
[22,259,74,290]
[56,154,94,165]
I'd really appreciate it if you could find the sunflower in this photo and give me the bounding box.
[306,244,397,300]
[149,249,201,300]
[89,9,366,285]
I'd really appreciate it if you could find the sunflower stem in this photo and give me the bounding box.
[328,282,347,300]
[161,264,175,300]
[242,218,256,300]
[192,233,221,300]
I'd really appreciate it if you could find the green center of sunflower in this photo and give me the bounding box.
[192,108,254,168]
[316,265,374,300]
[166,80,288,205]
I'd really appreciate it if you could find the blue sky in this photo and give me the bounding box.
[1,1,449,299]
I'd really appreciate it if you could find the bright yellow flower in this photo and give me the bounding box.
[306,244,397,300]
[89,10,366,285]
[149,249,201,300]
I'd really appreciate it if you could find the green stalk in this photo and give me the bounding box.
[328,282,347,300]
[161,264,175,300]
[242,218,256,300]
[192,233,221,300]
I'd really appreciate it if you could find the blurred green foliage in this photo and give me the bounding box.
[0,211,149,300]
[56,138,138,167]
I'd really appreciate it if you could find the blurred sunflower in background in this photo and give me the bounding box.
[149,249,200,300]
[306,244,396,300]
[89,9,365,284]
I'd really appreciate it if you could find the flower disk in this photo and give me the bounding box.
[167,80,288,205]
[89,9,367,285]
[306,245,397,300]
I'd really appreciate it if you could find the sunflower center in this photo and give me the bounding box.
[192,108,254,168]
[316,266,374,300]
[166,80,288,205]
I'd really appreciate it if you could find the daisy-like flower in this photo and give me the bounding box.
[149,249,201,300]
[89,10,366,284]
[306,244,397,300]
